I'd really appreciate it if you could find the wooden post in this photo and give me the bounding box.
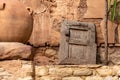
[104,0,108,65]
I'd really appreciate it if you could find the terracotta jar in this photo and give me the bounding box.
[0,0,33,43]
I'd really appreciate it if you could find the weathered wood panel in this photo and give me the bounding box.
[69,29,88,45]
[69,45,87,64]
[59,20,96,65]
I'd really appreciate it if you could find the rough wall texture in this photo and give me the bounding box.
[1,42,120,66]
[0,60,32,80]
[18,0,120,65]
[19,0,120,47]
[18,0,105,48]
[20,0,107,47]
[19,0,81,47]
[34,47,59,65]
[98,45,120,65]
[1,1,120,80]
[1,60,120,80]
[19,0,105,47]
[0,42,32,60]
[36,65,120,80]
[84,0,105,18]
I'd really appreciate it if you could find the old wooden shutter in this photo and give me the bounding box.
[59,20,96,65]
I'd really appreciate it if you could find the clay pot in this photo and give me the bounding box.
[0,0,33,43]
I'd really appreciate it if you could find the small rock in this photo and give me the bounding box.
[36,66,49,76]
[0,42,32,60]
[49,68,73,77]
[40,75,61,80]
[26,72,33,77]
[22,61,32,65]
[0,71,12,76]
[73,68,92,76]
[22,64,32,73]
[85,76,103,80]
[17,76,33,80]
[109,47,120,65]
[117,70,120,77]
[96,66,113,77]
[105,76,118,80]
[0,68,5,72]
[45,49,57,57]
[86,65,102,68]
[0,60,22,74]
[23,76,33,80]
[40,76,52,80]
[56,68,73,77]
[112,66,120,75]
[62,77,83,80]
[34,56,54,65]
[113,76,118,80]
[49,67,59,75]
[34,48,46,56]
[22,64,32,69]
[119,77,120,80]
[105,76,112,80]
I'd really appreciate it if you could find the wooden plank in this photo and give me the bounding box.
[69,39,88,46]
[69,44,88,64]
[69,29,88,45]
[58,21,69,64]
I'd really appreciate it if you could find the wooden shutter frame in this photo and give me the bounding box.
[59,20,96,64]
